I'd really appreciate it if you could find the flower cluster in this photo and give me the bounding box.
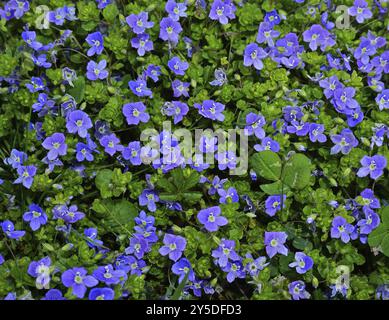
[0,0,388,301]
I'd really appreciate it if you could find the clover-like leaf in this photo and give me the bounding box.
[368,207,389,256]
[282,153,312,190]
[260,180,290,195]
[68,76,85,103]
[368,225,389,257]
[92,199,138,232]
[250,151,282,181]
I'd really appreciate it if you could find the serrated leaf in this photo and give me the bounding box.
[250,151,282,181]
[182,171,200,191]
[156,178,176,193]
[171,169,185,190]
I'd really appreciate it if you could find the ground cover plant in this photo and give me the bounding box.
[0,0,388,300]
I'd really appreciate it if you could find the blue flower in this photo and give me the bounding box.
[265,195,286,217]
[126,12,154,34]
[302,24,335,51]
[84,227,104,249]
[167,56,189,76]
[13,165,37,189]
[209,0,236,25]
[330,128,358,155]
[256,22,280,47]
[162,101,189,124]
[86,60,108,81]
[27,257,51,289]
[128,79,152,97]
[31,54,52,68]
[42,133,68,160]
[194,100,225,121]
[289,281,311,300]
[357,154,387,180]
[165,0,187,21]
[159,17,182,44]
[86,31,104,56]
[139,189,159,212]
[330,216,354,243]
[348,0,372,23]
[42,289,65,300]
[99,133,124,156]
[93,265,127,285]
[61,267,99,298]
[309,123,327,143]
[131,34,153,56]
[244,253,269,277]
[26,77,45,92]
[1,220,25,240]
[172,79,190,97]
[159,234,187,262]
[264,231,288,258]
[171,258,195,283]
[244,112,266,139]
[23,204,48,231]
[122,141,142,165]
[243,43,267,70]
[218,187,239,204]
[222,260,245,283]
[4,149,27,169]
[123,102,150,125]
[358,207,380,235]
[125,235,149,259]
[264,9,281,27]
[289,252,314,274]
[197,206,228,232]
[89,287,115,300]
[209,68,227,86]
[144,64,161,82]
[66,110,93,138]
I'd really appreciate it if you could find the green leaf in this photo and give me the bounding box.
[250,151,282,181]
[182,171,200,191]
[95,169,113,198]
[260,180,290,195]
[156,178,176,193]
[365,206,389,255]
[368,224,389,257]
[103,4,119,23]
[68,76,86,103]
[292,237,313,251]
[182,192,203,202]
[171,169,185,190]
[92,199,138,232]
[159,193,178,202]
[381,206,389,225]
[170,272,189,300]
[282,153,312,190]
